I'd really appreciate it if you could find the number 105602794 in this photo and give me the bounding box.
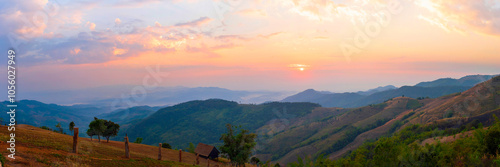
[8,49,16,103]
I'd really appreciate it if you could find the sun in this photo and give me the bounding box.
[289,64,310,72]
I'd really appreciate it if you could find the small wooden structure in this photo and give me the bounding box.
[194,143,220,159]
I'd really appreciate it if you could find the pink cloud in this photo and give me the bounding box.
[175,17,213,27]
[415,0,500,36]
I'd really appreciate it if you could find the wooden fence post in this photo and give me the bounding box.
[196,153,200,165]
[207,158,210,167]
[158,143,162,160]
[72,128,78,153]
[179,149,182,162]
[125,135,130,158]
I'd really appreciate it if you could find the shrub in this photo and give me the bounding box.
[134,137,143,144]
[161,143,172,149]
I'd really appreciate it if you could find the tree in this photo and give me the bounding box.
[219,124,257,166]
[134,137,143,144]
[89,117,106,142]
[86,128,96,141]
[69,121,75,135]
[485,115,500,155]
[103,120,120,143]
[187,142,196,153]
[162,143,172,149]
[55,122,63,133]
[250,157,261,165]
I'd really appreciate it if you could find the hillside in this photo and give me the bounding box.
[5,75,499,166]
[124,99,321,149]
[282,74,494,108]
[259,75,500,164]
[256,97,421,163]
[0,100,163,138]
[0,100,93,135]
[98,106,162,132]
[0,124,226,167]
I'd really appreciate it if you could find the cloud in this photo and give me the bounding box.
[258,32,283,39]
[175,17,213,27]
[237,9,268,17]
[415,0,500,36]
[86,22,96,30]
[115,18,122,25]
[280,0,378,24]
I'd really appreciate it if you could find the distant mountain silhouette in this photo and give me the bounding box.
[20,86,293,107]
[415,74,496,87]
[356,85,397,95]
[282,74,496,108]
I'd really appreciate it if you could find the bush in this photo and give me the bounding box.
[134,137,143,144]
[161,143,172,149]
[443,110,454,118]
[40,126,52,131]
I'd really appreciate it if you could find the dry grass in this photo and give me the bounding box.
[0,124,251,167]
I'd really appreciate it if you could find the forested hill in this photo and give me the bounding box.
[124,99,321,148]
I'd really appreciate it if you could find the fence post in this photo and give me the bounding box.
[72,128,78,153]
[158,143,162,160]
[179,149,182,162]
[196,153,200,165]
[125,135,130,158]
[207,158,210,167]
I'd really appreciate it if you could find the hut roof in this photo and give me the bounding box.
[194,143,218,157]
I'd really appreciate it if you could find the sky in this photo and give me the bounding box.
[0,0,499,94]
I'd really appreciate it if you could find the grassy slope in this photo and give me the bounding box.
[0,124,234,167]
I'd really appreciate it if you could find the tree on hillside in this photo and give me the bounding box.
[134,137,143,144]
[89,117,106,142]
[87,128,96,141]
[69,121,75,135]
[103,120,120,143]
[55,122,63,133]
[485,115,500,155]
[162,143,172,149]
[187,142,195,153]
[250,157,260,165]
[219,124,257,166]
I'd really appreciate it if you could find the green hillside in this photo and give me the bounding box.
[124,99,321,149]
[0,100,92,134]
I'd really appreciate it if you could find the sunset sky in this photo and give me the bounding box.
[1,0,499,94]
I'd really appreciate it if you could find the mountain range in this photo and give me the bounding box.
[3,74,499,165]
[282,74,497,108]
[19,86,294,107]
